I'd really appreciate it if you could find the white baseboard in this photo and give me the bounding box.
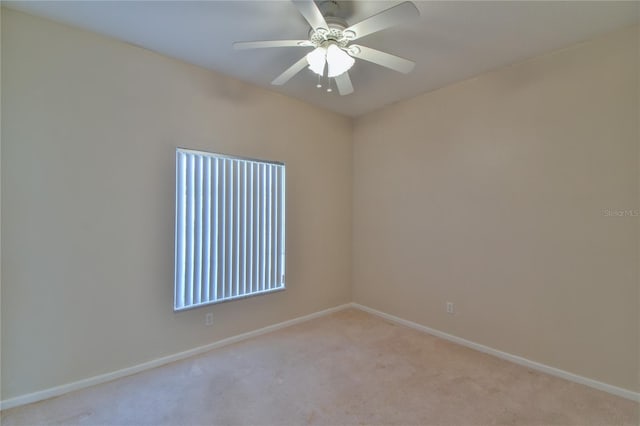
[351,303,640,402]
[3,302,637,410]
[0,303,352,411]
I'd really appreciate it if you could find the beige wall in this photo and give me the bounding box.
[2,7,638,402]
[1,9,352,399]
[353,25,639,392]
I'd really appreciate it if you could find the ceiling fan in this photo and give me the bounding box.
[233,0,420,96]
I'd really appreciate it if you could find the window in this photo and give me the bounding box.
[174,148,286,311]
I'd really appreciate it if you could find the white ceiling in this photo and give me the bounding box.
[6,1,639,117]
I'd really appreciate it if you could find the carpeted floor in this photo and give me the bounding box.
[2,308,638,425]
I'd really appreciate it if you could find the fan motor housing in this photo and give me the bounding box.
[308,17,353,48]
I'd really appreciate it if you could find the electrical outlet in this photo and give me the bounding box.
[205,312,213,326]
[446,302,455,315]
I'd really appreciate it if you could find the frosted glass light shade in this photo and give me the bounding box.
[327,44,355,77]
[306,47,327,75]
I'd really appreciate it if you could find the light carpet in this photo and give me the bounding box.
[1,309,637,425]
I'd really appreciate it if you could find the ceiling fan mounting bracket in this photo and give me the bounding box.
[318,1,342,19]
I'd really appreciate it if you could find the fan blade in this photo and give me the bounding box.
[233,40,313,50]
[271,55,309,85]
[349,45,415,74]
[292,0,328,31]
[334,72,354,96]
[345,2,419,41]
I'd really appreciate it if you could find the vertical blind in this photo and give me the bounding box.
[174,148,286,311]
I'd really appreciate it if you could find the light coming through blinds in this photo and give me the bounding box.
[174,148,286,311]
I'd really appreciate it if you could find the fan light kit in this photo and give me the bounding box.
[306,44,355,78]
[233,0,420,96]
